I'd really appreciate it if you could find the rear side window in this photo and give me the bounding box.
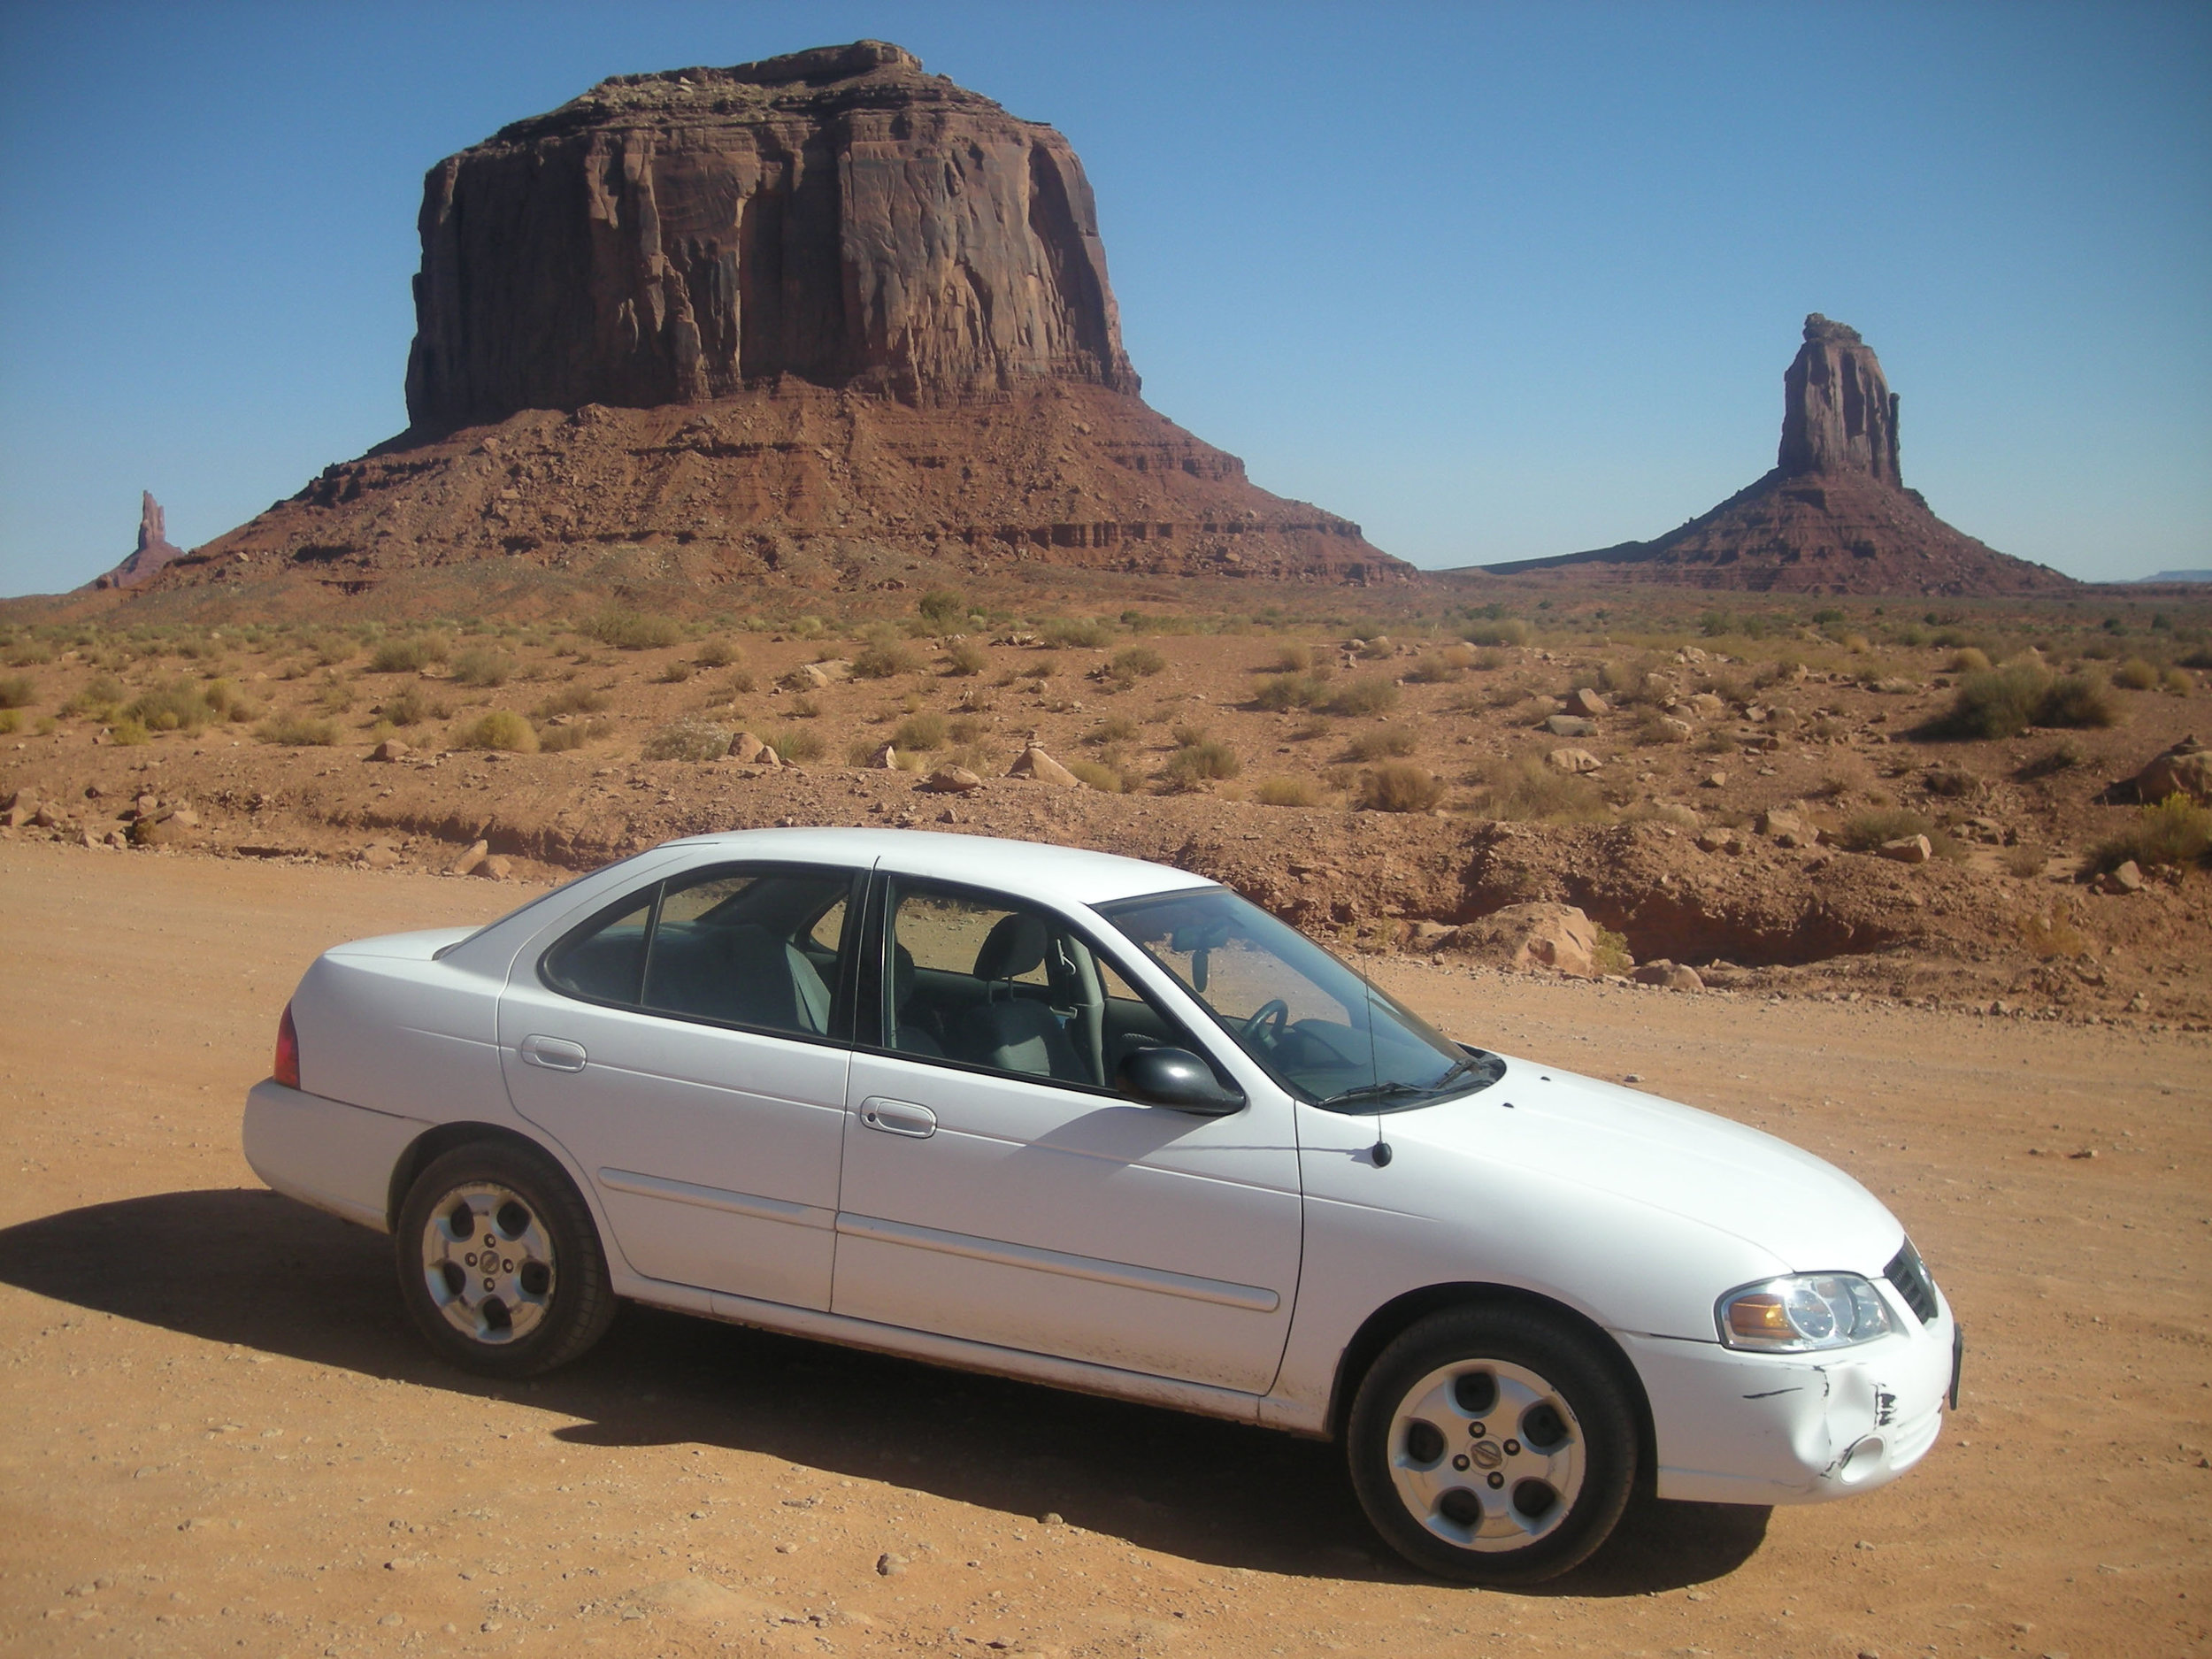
[541,864,856,1040]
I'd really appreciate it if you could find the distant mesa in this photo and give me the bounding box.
[1485,315,2076,595]
[88,492,188,591]
[143,41,1402,609]
[2136,569,2211,585]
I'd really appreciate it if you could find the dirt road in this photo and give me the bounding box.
[2,841,2206,1657]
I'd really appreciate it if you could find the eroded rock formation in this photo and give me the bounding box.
[1485,316,2073,595]
[89,493,188,590]
[404,40,1138,430]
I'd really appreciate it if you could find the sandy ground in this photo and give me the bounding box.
[1,841,2207,1659]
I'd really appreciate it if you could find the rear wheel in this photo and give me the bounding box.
[395,1141,616,1378]
[1347,1303,1638,1584]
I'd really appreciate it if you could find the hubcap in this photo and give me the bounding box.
[419,1181,556,1345]
[1387,1358,1585,1553]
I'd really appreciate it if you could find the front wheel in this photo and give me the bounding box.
[1347,1303,1638,1584]
[395,1141,617,1378]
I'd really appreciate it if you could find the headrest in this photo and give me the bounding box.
[973,912,1048,982]
[893,941,917,1010]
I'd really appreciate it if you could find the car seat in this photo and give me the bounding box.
[958,913,1088,1083]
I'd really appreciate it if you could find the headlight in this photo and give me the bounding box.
[1717,1274,1899,1352]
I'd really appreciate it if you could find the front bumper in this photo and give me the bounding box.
[1621,1298,1956,1506]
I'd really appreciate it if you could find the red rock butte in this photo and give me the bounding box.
[1484,315,2075,596]
[140,41,1404,610]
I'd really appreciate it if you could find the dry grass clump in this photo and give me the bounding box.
[1470,756,1608,824]
[1263,643,1313,672]
[1324,676,1402,718]
[453,710,538,752]
[1357,763,1442,813]
[370,634,448,673]
[64,673,127,720]
[2111,657,2161,691]
[1922,764,1981,798]
[1254,671,1333,711]
[1344,727,1417,761]
[2093,794,2212,873]
[534,682,609,719]
[257,714,339,747]
[1406,647,1475,684]
[1949,647,1992,673]
[892,712,948,751]
[1041,618,1115,649]
[641,718,730,762]
[1087,714,1140,745]
[1112,646,1166,680]
[1834,807,1936,851]
[0,674,35,709]
[1256,776,1323,807]
[538,719,614,753]
[694,638,740,669]
[1067,759,1129,793]
[766,726,826,764]
[1928,662,2119,740]
[451,648,515,687]
[125,680,216,733]
[852,638,923,679]
[654,660,695,685]
[1163,735,1241,788]
[2019,910,2086,959]
[583,610,682,651]
[944,640,989,677]
[1460,618,1533,648]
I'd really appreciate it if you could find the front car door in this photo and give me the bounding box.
[498,860,862,1310]
[830,874,1302,1394]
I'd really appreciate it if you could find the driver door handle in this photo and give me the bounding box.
[859,1097,937,1139]
[518,1034,588,1072]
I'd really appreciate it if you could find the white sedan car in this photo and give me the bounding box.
[243,829,1956,1583]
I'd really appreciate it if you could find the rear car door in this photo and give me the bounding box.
[498,861,862,1310]
[831,875,1302,1394]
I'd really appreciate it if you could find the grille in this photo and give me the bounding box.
[1885,1239,1939,1325]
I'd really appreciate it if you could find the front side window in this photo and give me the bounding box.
[1099,886,1497,1111]
[542,864,855,1040]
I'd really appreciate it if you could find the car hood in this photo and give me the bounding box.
[1391,1056,1902,1275]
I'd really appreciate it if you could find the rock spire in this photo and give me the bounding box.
[89,491,188,590]
[1778,314,1901,485]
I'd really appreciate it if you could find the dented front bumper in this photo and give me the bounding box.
[1620,1299,1957,1506]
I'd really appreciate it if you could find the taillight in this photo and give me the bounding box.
[273,1002,301,1090]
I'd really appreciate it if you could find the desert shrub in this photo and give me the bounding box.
[1358,762,1443,813]
[126,680,214,733]
[0,709,18,735]
[916,589,967,628]
[1834,807,1936,851]
[1087,714,1139,745]
[1461,618,1533,649]
[583,609,682,651]
[852,639,922,679]
[892,712,948,751]
[1345,726,1417,761]
[2039,674,2117,729]
[0,674,34,709]
[370,634,448,673]
[455,710,539,753]
[1405,650,1468,684]
[1067,759,1126,793]
[766,726,825,764]
[2111,657,2161,690]
[694,638,739,669]
[938,640,987,678]
[641,718,730,762]
[1254,671,1332,711]
[2162,667,2193,696]
[2018,911,2085,959]
[1929,662,2051,740]
[1591,927,1634,978]
[534,682,609,719]
[451,648,515,687]
[1949,647,1992,673]
[108,718,150,745]
[537,719,614,752]
[654,660,695,685]
[1471,756,1607,824]
[2001,842,2047,879]
[257,714,338,747]
[1256,775,1323,807]
[1041,617,1115,649]
[1164,740,1241,788]
[64,673,127,719]
[2093,793,2212,873]
[1922,764,1980,798]
[1324,676,1402,718]
[789,695,823,719]
[4,638,57,667]
[1112,646,1165,679]
[790,614,827,640]
[1264,643,1313,672]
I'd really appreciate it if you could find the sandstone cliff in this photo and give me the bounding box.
[1484,316,2073,595]
[88,492,188,590]
[404,40,1138,430]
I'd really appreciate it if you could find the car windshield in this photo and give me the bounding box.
[1097,887,1500,1112]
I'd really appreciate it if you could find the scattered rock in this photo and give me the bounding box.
[1656,716,1695,741]
[1694,828,1741,855]
[875,1553,908,1577]
[1686,692,1727,718]
[869,743,899,770]
[449,839,490,876]
[1756,806,1814,848]
[1879,834,1933,864]
[1701,771,1729,788]
[475,854,513,880]
[2123,734,2211,805]
[1455,902,1605,979]
[1632,960,1705,992]
[360,843,401,871]
[369,738,411,763]
[1566,687,1609,717]
[2096,860,2144,895]
[924,766,983,795]
[1007,744,1080,787]
[1543,714,1598,738]
[1546,747,1602,774]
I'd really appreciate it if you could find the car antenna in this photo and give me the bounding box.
[1356,949,1392,1170]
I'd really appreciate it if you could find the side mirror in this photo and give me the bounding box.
[1116,1046,1244,1116]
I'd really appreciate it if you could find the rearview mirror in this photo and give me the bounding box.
[1116,1046,1243,1116]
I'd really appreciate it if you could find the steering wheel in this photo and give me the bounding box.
[1240,998,1290,1048]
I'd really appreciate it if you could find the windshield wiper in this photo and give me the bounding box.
[1425,1054,1490,1093]
[1315,1079,1433,1109]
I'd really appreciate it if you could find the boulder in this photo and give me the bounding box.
[924,765,983,795]
[1566,687,1609,718]
[1546,748,1602,774]
[868,743,899,770]
[361,842,402,870]
[727,732,771,764]
[1694,828,1742,855]
[1686,693,1727,718]
[2096,859,2145,895]
[1457,902,1607,979]
[1756,806,1814,848]
[475,854,514,880]
[370,738,411,762]
[2125,735,2212,805]
[1543,715,1597,738]
[1007,744,1080,787]
[449,838,490,876]
[1631,960,1705,992]
[1878,834,1933,864]
[1700,771,1729,788]
[1655,716,1695,742]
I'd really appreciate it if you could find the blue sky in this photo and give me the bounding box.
[2,1,2206,594]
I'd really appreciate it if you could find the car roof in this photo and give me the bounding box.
[663,827,1219,907]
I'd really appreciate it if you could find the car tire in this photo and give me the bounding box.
[1346,1302,1638,1585]
[395,1140,618,1379]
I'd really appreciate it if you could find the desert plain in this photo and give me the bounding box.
[0,833,2205,1659]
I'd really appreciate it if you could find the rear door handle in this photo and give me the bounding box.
[518,1034,588,1072]
[859,1097,937,1139]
